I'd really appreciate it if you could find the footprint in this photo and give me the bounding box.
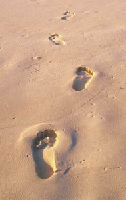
[32,56,42,60]
[69,130,77,151]
[61,11,75,20]
[49,34,66,45]
[17,123,76,179]
[72,66,95,91]
[32,129,57,179]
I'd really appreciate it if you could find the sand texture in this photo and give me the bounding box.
[0,0,126,199]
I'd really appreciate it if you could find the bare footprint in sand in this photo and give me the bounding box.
[32,129,57,179]
[61,11,75,20]
[18,124,76,179]
[72,66,95,91]
[49,34,66,45]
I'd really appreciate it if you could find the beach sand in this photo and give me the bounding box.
[0,0,126,199]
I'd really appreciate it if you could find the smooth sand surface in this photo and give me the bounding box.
[0,0,126,199]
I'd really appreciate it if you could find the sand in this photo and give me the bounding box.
[0,0,126,199]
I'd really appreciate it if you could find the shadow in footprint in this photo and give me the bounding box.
[32,148,53,179]
[69,130,77,151]
[61,11,75,20]
[63,167,71,175]
[49,34,65,45]
[31,129,57,179]
[72,76,90,91]
[72,66,94,91]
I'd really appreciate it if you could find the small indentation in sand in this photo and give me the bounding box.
[61,11,75,20]
[63,167,71,175]
[32,129,57,179]
[79,159,85,165]
[69,130,77,151]
[72,66,95,91]
[32,56,42,60]
[49,34,66,45]
[120,87,124,89]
